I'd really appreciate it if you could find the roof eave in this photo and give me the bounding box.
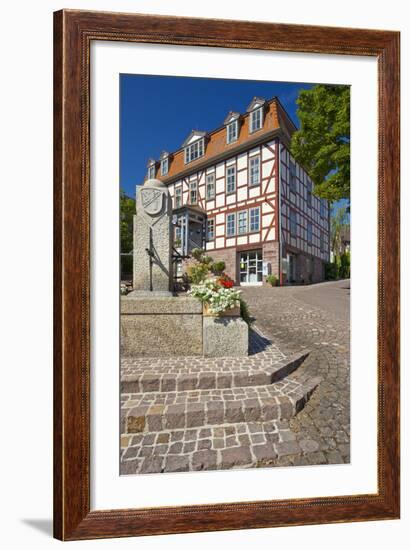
[162,127,285,185]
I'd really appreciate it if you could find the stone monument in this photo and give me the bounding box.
[121,177,248,358]
[122,178,203,356]
[131,178,172,295]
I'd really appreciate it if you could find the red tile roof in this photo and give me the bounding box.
[146,97,296,183]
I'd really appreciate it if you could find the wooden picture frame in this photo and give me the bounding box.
[53,9,400,540]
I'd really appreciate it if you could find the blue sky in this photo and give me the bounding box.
[120,75,314,198]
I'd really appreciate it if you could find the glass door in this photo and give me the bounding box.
[240,250,263,285]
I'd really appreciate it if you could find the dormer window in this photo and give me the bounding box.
[185,139,204,163]
[160,151,170,176]
[224,111,240,144]
[161,157,168,175]
[147,159,156,179]
[182,130,207,164]
[246,97,266,133]
[227,121,238,143]
[250,108,262,132]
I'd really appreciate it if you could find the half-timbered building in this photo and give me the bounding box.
[144,96,330,285]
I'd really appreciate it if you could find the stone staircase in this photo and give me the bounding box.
[120,329,321,474]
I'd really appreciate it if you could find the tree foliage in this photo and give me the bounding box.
[291,85,350,202]
[330,205,349,256]
[120,190,135,253]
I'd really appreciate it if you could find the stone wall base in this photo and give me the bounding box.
[203,316,249,357]
[262,241,280,280]
[121,296,202,357]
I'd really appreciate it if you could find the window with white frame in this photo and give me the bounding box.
[289,161,297,193]
[160,157,169,176]
[148,164,155,179]
[237,210,248,234]
[250,108,262,132]
[206,173,215,200]
[227,120,238,144]
[207,218,215,241]
[307,181,312,207]
[175,225,182,242]
[307,221,313,244]
[226,165,236,194]
[184,139,204,164]
[320,230,325,252]
[290,209,297,236]
[226,212,236,236]
[320,199,327,218]
[249,207,260,232]
[249,156,261,185]
[189,180,197,204]
[175,187,182,208]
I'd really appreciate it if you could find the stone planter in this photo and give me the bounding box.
[202,303,241,317]
[203,316,249,357]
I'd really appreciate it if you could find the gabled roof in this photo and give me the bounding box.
[246,96,266,112]
[223,111,241,125]
[146,158,156,167]
[160,150,170,159]
[181,130,207,148]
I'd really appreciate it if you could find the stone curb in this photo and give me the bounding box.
[122,377,321,434]
[120,350,311,394]
[268,350,310,382]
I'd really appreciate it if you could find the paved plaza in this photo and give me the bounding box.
[120,280,350,474]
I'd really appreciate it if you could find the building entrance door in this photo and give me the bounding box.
[239,250,263,285]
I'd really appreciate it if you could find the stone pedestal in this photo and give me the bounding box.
[132,179,173,295]
[203,316,249,357]
[121,296,203,357]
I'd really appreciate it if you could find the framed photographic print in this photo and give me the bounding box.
[54,9,400,540]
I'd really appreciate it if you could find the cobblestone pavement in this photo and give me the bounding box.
[120,280,350,474]
[240,280,350,467]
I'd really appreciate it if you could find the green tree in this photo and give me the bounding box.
[339,251,350,279]
[330,205,349,257]
[291,85,350,202]
[120,190,135,253]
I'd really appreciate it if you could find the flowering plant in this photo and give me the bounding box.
[218,272,235,289]
[188,278,241,315]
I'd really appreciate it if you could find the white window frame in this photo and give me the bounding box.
[207,218,215,241]
[226,212,236,237]
[249,155,261,186]
[189,180,198,205]
[320,199,327,218]
[249,107,262,133]
[160,157,169,176]
[249,207,260,232]
[226,120,238,144]
[206,173,215,200]
[290,209,297,236]
[307,221,313,244]
[307,181,312,208]
[226,165,236,194]
[320,230,325,252]
[184,138,204,164]
[289,161,297,193]
[237,210,248,235]
[175,187,182,208]
[148,164,155,179]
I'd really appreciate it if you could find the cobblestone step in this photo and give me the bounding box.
[121,350,309,393]
[122,376,321,434]
[120,419,317,474]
